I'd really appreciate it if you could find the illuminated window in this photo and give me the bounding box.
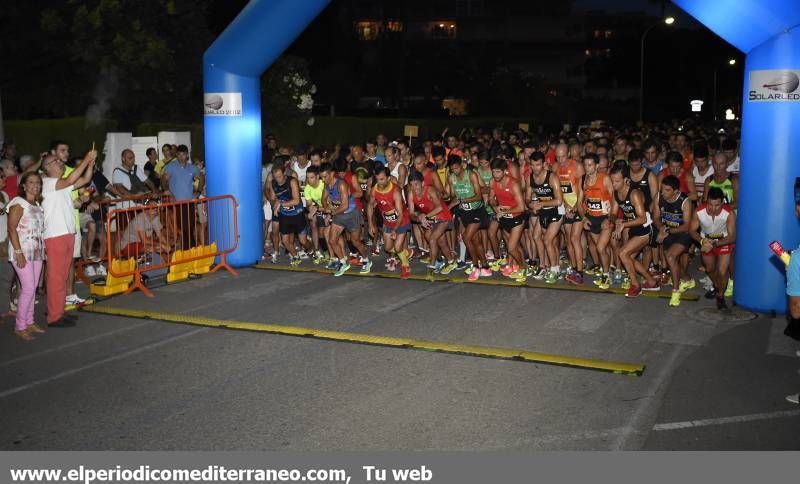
[604,29,613,39]
[594,29,602,39]
[386,20,404,32]
[431,21,457,39]
[355,21,380,41]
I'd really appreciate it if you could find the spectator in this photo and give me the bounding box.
[41,149,95,327]
[6,172,46,340]
[143,147,161,190]
[1,139,19,168]
[155,144,174,177]
[116,201,169,259]
[162,144,203,249]
[0,173,8,259]
[113,149,154,196]
[0,159,19,199]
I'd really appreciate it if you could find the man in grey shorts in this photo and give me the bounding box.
[320,162,371,276]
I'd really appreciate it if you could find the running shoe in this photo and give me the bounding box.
[468,269,481,281]
[298,250,310,260]
[500,265,516,277]
[85,265,97,277]
[621,277,631,290]
[669,290,681,307]
[511,270,527,283]
[716,295,728,311]
[480,268,493,277]
[525,265,535,277]
[704,288,718,299]
[786,393,799,404]
[456,260,468,271]
[290,256,302,267]
[419,255,431,265]
[596,275,611,290]
[625,285,642,298]
[385,258,397,272]
[270,252,278,264]
[326,259,339,270]
[584,264,600,276]
[65,294,87,305]
[678,279,696,292]
[440,260,458,275]
[544,271,558,284]
[565,271,583,285]
[464,265,474,275]
[532,268,547,280]
[488,259,501,271]
[432,259,445,273]
[360,259,373,274]
[313,253,323,265]
[612,271,623,285]
[96,265,107,276]
[724,279,734,297]
[400,265,410,279]
[641,280,661,291]
[334,262,350,277]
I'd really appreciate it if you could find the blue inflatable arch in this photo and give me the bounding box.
[203,0,330,267]
[206,0,800,312]
[674,0,800,312]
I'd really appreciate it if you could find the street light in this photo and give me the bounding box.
[713,57,739,120]
[639,17,676,123]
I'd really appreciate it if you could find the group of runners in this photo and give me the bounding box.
[263,129,739,309]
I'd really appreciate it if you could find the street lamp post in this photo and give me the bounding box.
[713,58,737,121]
[639,16,675,123]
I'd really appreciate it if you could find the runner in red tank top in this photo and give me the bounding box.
[489,158,527,280]
[408,173,455,273]
[367,167,412,278]
[659,151,697,202]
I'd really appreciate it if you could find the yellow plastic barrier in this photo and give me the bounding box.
[90,258,135,296]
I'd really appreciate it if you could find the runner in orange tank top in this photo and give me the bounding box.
[554,143,586,284]
[579,153,614,289]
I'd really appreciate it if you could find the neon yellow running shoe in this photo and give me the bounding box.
[724,279,733,297]
[669,290,681,307]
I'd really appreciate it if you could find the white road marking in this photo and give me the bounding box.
[653,409,800,431]
[610,345,686,450]
[0,321,153,369]
[0,328,206,399]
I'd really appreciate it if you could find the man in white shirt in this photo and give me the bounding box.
[41,149,96,327]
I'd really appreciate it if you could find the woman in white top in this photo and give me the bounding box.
[7,172,46,340]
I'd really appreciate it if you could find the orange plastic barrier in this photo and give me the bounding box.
[94,195,239,297]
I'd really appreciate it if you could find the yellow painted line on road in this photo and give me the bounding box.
[253,263,699,301]
[81,305,645,376]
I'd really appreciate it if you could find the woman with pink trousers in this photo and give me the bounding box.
[7,172,46,340]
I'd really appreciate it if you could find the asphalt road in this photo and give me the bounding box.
[0,264,798,450]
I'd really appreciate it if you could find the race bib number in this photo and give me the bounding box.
[384,210,398,222]
[501,213,514,219]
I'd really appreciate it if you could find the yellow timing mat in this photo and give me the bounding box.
[81,305,645,376]
[254,263,700,301]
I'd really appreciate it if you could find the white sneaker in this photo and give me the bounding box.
[96,265,107,276]
[85,265,97,277]
[786,393,799,404]
[298,250,310,260]
[65,294,87,305]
